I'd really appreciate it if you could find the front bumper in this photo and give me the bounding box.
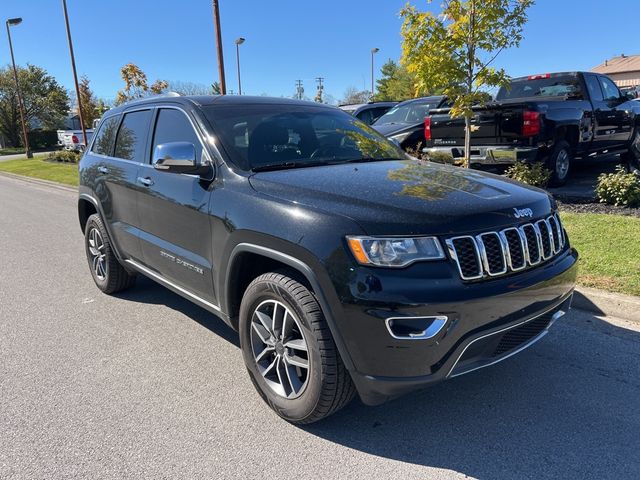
[337,248,578,405]
[423,145,538,165]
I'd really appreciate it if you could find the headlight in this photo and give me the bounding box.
[346,236,445,267]
[389,131,412,144]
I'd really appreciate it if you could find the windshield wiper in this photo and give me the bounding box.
[251,160,330,172]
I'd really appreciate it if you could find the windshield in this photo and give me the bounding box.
[497,75,582,100]
[203,104,405,171]
[373,99,441,125]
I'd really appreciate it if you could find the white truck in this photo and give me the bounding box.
[56,119,100,151]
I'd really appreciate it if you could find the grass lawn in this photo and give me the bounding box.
[0,157,78,186]
[561,212,640,297]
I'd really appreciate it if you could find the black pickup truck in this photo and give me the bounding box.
[424,72,640,185]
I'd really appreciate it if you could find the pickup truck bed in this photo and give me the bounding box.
[424,72,640,185]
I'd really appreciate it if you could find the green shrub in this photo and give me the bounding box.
[45,150,81,164]
[596,166,640,207]
[504,161,551,188]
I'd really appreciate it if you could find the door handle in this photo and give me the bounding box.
[97,166,109,174]
[137,176,154,187]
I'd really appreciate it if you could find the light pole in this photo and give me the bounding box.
[371,47,379,99]
[235,37,245,95]
[6,18,32,158]
[61,0,87,150]
[212,0,226,94]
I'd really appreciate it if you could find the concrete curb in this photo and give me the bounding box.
[573,286,640,323]
[0,171,76,193]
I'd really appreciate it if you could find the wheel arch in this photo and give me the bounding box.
[225,243,355,372]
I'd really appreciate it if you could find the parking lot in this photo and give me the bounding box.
[1,174,639,479]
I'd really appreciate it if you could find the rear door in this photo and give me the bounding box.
[136,106,217,303]
[596,75,633,147]
[91,109,152,262]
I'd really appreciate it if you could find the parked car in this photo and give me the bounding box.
[339,101,398,125]
[57,128,94,151]
[424,72,640,185]
[371,96,448,151]
[78,95,577,423]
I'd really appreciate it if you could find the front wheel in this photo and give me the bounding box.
[623,128,640,175]
[547,141,572,187]
[239,272,355,424]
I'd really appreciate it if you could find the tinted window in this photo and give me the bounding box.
[91,115,120,156]
[373,100,441,125]
[585,75,604,102]
[114,110,152,162]
[203,105,405,171]
[496,76,582,100]
[152,109,203,163]
[599,76,620,101]
[356,109,374,125]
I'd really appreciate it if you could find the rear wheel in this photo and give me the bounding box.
[239,272,355,424]
[623,127,640,175]
[547,141,572,186]
[84,213,136,294]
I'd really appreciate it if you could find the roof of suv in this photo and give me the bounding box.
[105,95,334,116]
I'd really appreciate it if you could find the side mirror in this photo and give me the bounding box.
[625,91,636,101]
[153,142,210,175]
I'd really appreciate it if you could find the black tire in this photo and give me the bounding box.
[84,213,136,294]
[239,272,355,424]
[623,127,640,175]
[547,141,572,187]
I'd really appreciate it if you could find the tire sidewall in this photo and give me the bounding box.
[84,215,109,290]
[239,277,324,422]
[548,141,571,186]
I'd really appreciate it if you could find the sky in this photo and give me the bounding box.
[0,0,638,104]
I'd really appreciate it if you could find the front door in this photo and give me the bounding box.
[593,75,633,149]
[136,107,217,304]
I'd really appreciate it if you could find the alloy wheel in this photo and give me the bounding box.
[250,299,310,399]
[556,149,570,180]
[88,227,107,281]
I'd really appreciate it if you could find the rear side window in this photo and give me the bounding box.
[497,76,582,100]
[152,109,203,163]
[114,110,152,162]
[585,75,604,102]
[599,77,621,101]
[91,115,120,156]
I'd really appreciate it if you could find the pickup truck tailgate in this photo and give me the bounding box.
[430,103,529,147]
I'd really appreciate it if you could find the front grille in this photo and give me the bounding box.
[446,214,566,281]
[492,313,552,357]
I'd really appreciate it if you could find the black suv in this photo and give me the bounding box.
[78,95,578,423]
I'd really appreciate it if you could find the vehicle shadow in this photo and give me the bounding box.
[113,275,240,348]
[302,311,640,480]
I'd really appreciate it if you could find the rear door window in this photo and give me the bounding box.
[91,115,120,156]
[114,109,153,163]
[585,75,604,102]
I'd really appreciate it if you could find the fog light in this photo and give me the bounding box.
[385,316,448,340]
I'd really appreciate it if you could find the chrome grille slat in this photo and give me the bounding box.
[447,215,566,281]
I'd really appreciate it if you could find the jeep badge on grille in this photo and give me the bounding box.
[513,207,533,219]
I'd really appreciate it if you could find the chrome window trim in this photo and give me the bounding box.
[446,236,483,280]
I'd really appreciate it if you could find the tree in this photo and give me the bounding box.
[341,86,371,105]
[0,64,69,147]
[114,63,168,105]
[166,81,216,96]
[373,60,423,101]
[401,0,533,166]
[76,75,100,125]
[211,81,221,95]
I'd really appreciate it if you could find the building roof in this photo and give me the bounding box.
[592,55,640,74]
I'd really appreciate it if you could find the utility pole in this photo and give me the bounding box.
[61,0,87,149]
[295,80,304,100]
[5,18,32,158]
[212,0,226,94]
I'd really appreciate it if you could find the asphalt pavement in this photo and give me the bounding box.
[1,174,639,480]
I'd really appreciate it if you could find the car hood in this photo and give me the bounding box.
[371,122,419,137]
[248,160,553,236]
